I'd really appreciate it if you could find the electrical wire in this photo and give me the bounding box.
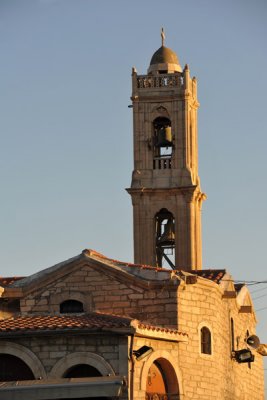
[252,293,267,301]
[255,306,267,312]
[222,279,267,286]
[251,286,267,294]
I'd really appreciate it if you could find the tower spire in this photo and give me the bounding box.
[161,27,165,47]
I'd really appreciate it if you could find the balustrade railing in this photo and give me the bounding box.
[153,157,172,170]
[137,74,183,89]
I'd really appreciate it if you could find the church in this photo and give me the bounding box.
[0,32,264,400]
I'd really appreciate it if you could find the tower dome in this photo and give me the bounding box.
[147,29,182,74]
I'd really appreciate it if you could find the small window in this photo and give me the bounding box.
[230,318,235,351]
[246,330,252,369]
[201,327,212,355]
[60,300,84,314]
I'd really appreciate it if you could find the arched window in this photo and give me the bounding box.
[60,299,84,314]
[200,327,212,355]
[230,318,235,351]
[63,364,102,378]
[153,117,172,169]
[0,354,35,381]
[155,208,175,269]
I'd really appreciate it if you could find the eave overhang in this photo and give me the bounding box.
[0,376,126,400]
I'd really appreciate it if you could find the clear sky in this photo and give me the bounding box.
[0,0,267,376]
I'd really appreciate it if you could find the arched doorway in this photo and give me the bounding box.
[0,354,35,381]
[145,358,180,400]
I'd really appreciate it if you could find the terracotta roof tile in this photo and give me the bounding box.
[193,269,226,284]
[137,322,187,336]
[86,250,171,272]
[0,313,133,334]
[0,277,25,287]
[0,313,187,338]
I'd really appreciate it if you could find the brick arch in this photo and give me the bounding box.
[140,350,184,395]
[49,352,115,378]
[0,341,46,379]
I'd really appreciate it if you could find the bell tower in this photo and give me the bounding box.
[127,30,206,270]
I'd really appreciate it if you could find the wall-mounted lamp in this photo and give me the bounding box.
[133,346,153,361]
[233,349,254,364]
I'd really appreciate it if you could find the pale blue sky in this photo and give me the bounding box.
[0,0,267,364]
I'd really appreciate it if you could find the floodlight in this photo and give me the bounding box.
[133,346,153,361]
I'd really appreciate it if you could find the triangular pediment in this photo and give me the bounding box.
[2,249,177,299]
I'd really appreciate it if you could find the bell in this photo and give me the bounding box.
[158,218,175,246]
[157,126,172,147]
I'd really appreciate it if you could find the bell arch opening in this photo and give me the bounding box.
[155,208,175,269]
[146,358,180,400]
[153,117,172,169]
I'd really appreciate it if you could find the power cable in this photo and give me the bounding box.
[252,293,267,301]
[251,286,267,294]
[255,306,267,312]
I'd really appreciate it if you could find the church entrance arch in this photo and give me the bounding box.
[141,351,182,400]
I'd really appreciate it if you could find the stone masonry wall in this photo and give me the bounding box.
[15,262,265,399]
[177,280,264,400]
[19,262,179,328]
[5,333,127,379]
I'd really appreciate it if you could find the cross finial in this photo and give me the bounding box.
[161,27,165,46]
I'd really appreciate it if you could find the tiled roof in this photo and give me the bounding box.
[86,249,171,272]
[87,250,227,283]
[0,313,133,334]
[4,249,227,292]
[0,277,25,287]
[0,312,186,338]
[137,322,187,336]
[192,269,226,284]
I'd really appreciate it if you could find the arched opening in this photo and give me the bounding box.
[153,117,172,169]
[60,299,84,314]
[50,352,115,379]
[63,364,102,378]
[146,359,179,400]
[155,208,175,269]
[200,326,212,355]
[63,364,109,400]
[0,354,35,381]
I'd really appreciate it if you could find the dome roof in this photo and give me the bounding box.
[148,45,182,74]
[150,46,179,66]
